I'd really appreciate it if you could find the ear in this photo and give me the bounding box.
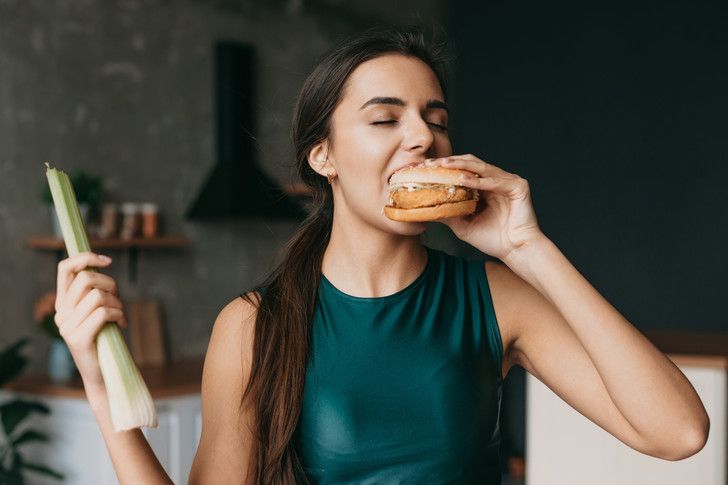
[307,139,336,178]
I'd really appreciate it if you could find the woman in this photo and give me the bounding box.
[53,27,709,484]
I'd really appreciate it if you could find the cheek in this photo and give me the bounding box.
[339,125,394,183]
[352,124,394,154]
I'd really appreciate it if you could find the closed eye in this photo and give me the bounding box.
[371,120,448,131]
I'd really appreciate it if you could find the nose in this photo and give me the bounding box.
[404,113,436,153]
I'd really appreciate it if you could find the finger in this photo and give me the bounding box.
[57,252,112,302]
[457,174,529,199]
[65,307,127,350]
[66,270,119,309]
[80,307,127,343]
[439,156,513,178]
[61,288,126,335]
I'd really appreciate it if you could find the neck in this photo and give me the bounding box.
[321,210,428,298]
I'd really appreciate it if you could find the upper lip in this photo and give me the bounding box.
[387,159,427,183]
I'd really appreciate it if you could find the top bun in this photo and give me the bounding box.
[389,164,476,186]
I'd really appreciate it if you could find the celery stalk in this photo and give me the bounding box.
[45,163,157,431]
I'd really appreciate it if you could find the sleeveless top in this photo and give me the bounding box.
[291,245,505,484]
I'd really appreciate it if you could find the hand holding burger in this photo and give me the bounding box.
[387,154,545,262]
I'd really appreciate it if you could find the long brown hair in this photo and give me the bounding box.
[241,25,451,484]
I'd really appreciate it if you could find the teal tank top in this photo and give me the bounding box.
[293,245,505,484]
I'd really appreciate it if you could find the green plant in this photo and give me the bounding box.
[38,314,60,340]
[41,169,103,209]
[34,291,60,341]
[0,338,64,484]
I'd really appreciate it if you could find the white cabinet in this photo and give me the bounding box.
[526,356,726,485]
[0,390,201,485]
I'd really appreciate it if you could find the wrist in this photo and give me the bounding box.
[501,231,553,270]
[84,383,109,411]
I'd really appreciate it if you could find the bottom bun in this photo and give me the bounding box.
[384,199,477,222]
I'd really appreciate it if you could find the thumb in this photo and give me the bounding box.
[439,216,467,234]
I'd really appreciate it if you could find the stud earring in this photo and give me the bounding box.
[326,171,336,184]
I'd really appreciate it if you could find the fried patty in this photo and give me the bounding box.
[390,186,473,209]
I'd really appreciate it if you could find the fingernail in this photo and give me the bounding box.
[99,255,112,262]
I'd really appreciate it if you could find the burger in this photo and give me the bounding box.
[384,163,479,222]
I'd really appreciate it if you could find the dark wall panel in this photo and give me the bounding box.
[449,1,727,331]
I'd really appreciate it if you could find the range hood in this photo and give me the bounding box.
[185,41,307,220]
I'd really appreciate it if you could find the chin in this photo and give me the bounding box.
[381,215,429,236]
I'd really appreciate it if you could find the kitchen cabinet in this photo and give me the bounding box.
[1,359,203,484]
[526,345,726,485]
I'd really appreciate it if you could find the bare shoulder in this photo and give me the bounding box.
[212,293,259,349]
[484,260,526,378]
[188,292,260,484]
[205,293,259,381]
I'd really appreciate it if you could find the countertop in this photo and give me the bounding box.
[3,330,727,399]
[645,329,728,369]
[4,357,204,399]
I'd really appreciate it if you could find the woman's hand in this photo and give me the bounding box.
[54,252,128,392]
[428,154,545,260]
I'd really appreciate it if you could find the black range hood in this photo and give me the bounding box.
[185,41,307,220]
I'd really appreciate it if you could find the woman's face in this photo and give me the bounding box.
[323,53,452,234]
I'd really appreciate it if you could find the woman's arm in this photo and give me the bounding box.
[500,235,710,461]
[430,154,708,460]
[53,252,171,484]
[188,295,258,484]
[54,252,259,483]
[85,385,172,484]
[86,295,258,484]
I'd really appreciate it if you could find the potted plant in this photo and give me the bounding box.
[34,292,75,384]
[0,338,64,484]
[42,169,103,238]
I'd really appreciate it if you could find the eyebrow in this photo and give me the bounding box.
[359,96,448,112]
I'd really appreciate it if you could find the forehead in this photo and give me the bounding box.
[340,54,444,110]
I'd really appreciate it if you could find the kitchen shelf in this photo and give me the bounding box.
[5,357,203,399]
[27,235,189,250]
[281,182,314,197]
[27,234,189,284]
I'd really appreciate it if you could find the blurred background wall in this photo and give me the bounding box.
[0,0,448,368]
[449,1,727,334]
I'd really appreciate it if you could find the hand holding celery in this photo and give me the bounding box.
[45,163,157,431]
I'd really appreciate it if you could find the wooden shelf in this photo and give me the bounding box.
[645,330,728,368]
[27,235,189,250]
[27,234,189,285]
[644,329,728,357]
[5,358,204,399]
[281,182,314,197]
[668,354,728,369]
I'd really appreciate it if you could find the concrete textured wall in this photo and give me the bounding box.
[0,0,448,370]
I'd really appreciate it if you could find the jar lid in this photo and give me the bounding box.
[120,202,140,214]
